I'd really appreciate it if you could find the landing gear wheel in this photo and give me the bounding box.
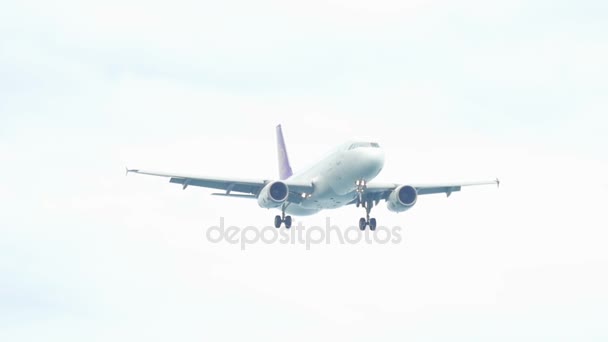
[274,205,292,229]
[369,218,377,231]
[284,215,292,229]
[359,217,367,230]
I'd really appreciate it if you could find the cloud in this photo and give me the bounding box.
[1,0,608,340]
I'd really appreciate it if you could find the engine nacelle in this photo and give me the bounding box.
[257,181,289,208]
[387,185,418,213]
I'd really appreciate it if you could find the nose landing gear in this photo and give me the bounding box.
[355,179,376,230]
[355,179,367,208]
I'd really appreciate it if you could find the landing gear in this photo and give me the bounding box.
[358,199,377,231]
[274,207,292,229]
[355,179,367,208]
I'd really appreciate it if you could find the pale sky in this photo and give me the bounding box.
[1,0,608,341]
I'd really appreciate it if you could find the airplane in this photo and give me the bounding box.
[127,125,499,230]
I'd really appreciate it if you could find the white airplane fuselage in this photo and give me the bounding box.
[284,143,385,216]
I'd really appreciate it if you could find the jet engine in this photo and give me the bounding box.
[257,181,289,208]
[386,185,417,212]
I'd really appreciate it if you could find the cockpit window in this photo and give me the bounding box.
[349,142,381,150]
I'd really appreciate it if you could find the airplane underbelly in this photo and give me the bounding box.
[285,205,321,216]
[296,190,356,211]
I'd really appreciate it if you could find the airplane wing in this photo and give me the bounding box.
[126,168,314,201]
[357,178,500,203]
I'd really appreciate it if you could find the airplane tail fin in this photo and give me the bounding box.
[276,124,293,180]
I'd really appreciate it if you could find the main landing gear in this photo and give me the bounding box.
[359,199,377,231]
[274,206,292,229]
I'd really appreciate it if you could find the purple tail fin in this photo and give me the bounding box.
[276,124,293,180]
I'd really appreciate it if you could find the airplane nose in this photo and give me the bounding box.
[373,148,385,170]
[364,148,385,175]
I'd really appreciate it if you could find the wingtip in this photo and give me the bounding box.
[125,167,138,176]
[496,178,500,188]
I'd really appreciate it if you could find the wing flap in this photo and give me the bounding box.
[416,185,461,196]
[169,177,260,193]
[211,193,257,198]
